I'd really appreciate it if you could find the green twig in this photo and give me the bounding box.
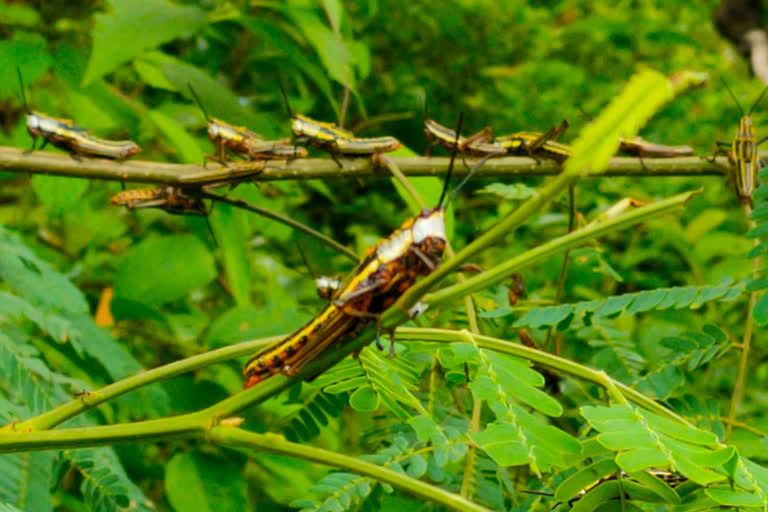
[726,203,760,440]
[11,335,281,431]
[201,190,358,261]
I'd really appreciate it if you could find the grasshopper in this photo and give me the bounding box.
[280,83,401,167]
[618,136,693,157]
[110,186,207,215]
[711,80,768,204]
[243,114,480,388]
[18,68,140,160]
[490,120,571,162]
[187,84,307,166]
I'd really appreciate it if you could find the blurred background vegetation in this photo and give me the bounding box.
[0,0,766,511]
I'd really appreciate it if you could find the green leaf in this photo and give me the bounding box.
[145,52,260,129]
[210,203,251,307]
[554,459,618,502]
[287,8,355,92]
[0,227,88,313]
[478,182,538,200]
[754,292,768,325]
[114,234,216,305]
[0,32,51,101]
[0,1,40,27]
[566,68,673,175]
[83,0,207,85]
[470,422,530,467]
[166,451,249,512]
[133,59,177,91]
[148,110,204,163]
[349,385,379,411]
[31,176,89,213]
[706,488,764,507]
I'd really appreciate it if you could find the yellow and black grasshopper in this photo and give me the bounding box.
[710,80,768,204]
[17,68,141,160]
[187,84,307,166]
[423,118,501,156]
[110,186,207,215]
[242,115,479,388]
[279,84,401,167]
[491,120,571,163]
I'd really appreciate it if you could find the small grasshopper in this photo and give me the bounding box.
[188,84,307,166]
[491,120,571,162]
[110,186,207,215]
[243,114,480,387]
[618,136,693,157]
[711,80,768,204]
[423,118,498,156]
[17,68,140,160]
[280,83,401,167]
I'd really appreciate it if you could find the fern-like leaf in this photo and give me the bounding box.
[581,405,731,485]
[508,281,743,330]
[442,340,582,474]
[315,347,422,419]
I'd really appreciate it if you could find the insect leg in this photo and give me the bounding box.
[333,279,388,307]
[38,138,49,151]
[757,135,768,146]
[330,151,343,168]
[705,143,729,163]
[408,245,436,270]
[25,136,37,153]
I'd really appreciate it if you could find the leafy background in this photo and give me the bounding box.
[0,0,767,511]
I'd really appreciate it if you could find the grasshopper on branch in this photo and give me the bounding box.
[187,84,307,167]
[17,68,140,161]
[490,120,571,162]
[280,82,401,168]
[242,113,482,388]
[710,79,768,204]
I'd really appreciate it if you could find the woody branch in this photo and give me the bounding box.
[0,146,729,186]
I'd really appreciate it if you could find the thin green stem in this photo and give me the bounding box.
[13,336,281,431]
[0,412,208,452]
[545,184,576,352]
[424,190,699,309]
[726,203,759,440]
[201,191,358,261]
[209,427,493,512]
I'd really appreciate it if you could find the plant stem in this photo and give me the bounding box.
[12,336,281,431]
[726,203,759,440]
[201,190,358,261]
[546,184,576,353]
[425,190,698,309]
[209,427,493,512]
[0,146,731,185]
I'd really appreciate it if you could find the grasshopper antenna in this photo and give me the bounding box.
[749,84,768,115]
[16,66,30,114]
[295,240,318,281]
[277,75,294,119]
[721,78,745,116]
[437,112,463,208]
[188,84,210,122]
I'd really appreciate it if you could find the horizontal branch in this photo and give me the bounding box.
[0,146,731,185]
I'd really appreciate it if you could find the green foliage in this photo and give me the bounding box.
[1,1,768,511]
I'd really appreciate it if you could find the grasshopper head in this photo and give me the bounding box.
[411,208,446,268]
